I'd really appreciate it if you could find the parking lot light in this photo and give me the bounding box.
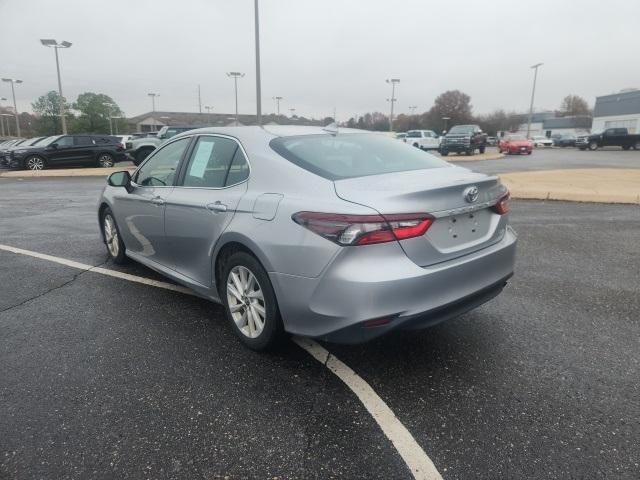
[226,72,245,124]
[40,39,72,134]
[386,78,400,133]
[1,78,22,137]
[526,63,543,139]
[272,96,283,116]
[0,96,7,136]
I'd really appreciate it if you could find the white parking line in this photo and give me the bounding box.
[0,243,443,480]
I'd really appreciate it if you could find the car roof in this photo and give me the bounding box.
[176,124,370,140]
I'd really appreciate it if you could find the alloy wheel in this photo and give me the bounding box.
[99,154,114,168]
[103,214,119,257]
[226,265,266,339]
[26,157,44,170]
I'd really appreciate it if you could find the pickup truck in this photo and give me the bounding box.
[577,128,640,151]
[403,130,440,150]
[439,124,487,156]
[126,125,206,165]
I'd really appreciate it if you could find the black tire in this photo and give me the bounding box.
[134,148,154,166]
[622,146,631,151]
[588,141,598,151]
[579,147,587,151]
[440,150,449,156]
[97,152,115,168]
[220,251,285,351]
[527,151,532,155]
[412,142,420,148]
[479,146,486,154]
[101,207,127,264]
[634,141,640,150]
[24,155,46,171]
[466,149,474,156]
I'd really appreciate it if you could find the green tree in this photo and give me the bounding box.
[559,95,591,117]
[70,92,123,134]
[31,90,70,135]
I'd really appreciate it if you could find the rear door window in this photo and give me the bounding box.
[181,136,239,188]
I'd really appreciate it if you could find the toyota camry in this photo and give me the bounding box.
[98,126,517,350]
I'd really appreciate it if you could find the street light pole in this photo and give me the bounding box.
[205,106,213,125]
[408,105,417,115]
[0,97,6,137]
[197,84,202,113]
[254,0,262,125]
[1,114,13,136]
[148,93,159,131]
[40,39,71,134]
[227,72,245,124]
[2,78,22,137]
[526,63,543,139]
[386,78,400,133]
[272,96,283,116]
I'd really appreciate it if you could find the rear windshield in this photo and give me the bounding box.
[270,133,449,180]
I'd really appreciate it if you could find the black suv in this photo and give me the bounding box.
[4,134,127,170]
[439,124,487,156]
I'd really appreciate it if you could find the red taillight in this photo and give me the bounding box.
[292,212,434,246]
[492,191,511,215]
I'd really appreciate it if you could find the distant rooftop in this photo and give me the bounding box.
[594,89,640,117]
[543,116,592,129]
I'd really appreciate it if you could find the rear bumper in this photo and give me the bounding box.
[271,226,517,343]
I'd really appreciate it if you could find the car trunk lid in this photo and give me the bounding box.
[333,166,508,266]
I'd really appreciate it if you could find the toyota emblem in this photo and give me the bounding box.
[463,186,479,203]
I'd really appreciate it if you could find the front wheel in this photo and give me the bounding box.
[222,252,285,351]
[479,146,486,154]
[25,155,46,170]
[588,141,598,151]
[440,150,449,156]
[101,208,127,264]
[634,141,640,150]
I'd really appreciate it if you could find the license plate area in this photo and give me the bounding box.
[427,208,494,251]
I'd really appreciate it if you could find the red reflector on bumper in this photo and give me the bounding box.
[362,317,392,328]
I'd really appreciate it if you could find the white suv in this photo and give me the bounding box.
[404,130,440,150]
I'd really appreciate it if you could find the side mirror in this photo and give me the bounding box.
[49,143,58,149]
[158,134,166,140]
[107,170,132,193]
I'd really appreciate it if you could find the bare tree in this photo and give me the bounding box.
[559,95,591,117]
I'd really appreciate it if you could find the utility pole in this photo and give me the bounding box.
[226,72,244,124]
[526,63,543,139]
[198,84,202,113]
[254,0,262,125]
[1,78,22,137]
[386,78,400,133]
[272,96,283,115]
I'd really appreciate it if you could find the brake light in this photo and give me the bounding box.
[292,212,434,246]
[492,191,511,215]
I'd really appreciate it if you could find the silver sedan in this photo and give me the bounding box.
[98,126,517,350]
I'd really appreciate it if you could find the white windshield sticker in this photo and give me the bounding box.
[189,140,215,178]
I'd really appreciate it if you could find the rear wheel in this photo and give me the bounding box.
[634,141,640,150]
[101,207,127,264]
[221,251,284,351]
[440,150,449,156]
[465,149,474,156]
[97,153,115,168]
[622,146,631,151]
[588,141,598,151]
[25,155,45,170]
[479,146,486,154]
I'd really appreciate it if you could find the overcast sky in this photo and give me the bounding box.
[1,0,638,120]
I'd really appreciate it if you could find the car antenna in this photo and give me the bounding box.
[322,122,339,136]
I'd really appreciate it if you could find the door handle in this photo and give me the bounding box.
[206,202,227,213]
[151,196,165,206]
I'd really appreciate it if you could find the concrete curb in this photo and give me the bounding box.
[500,169,640,205]
[0,166,136,178]
[440,152,504,162]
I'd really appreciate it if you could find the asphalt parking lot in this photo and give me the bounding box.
[450,146,640,174]
[1,175,639,479]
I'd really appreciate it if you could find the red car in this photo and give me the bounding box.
[498,135,533,155]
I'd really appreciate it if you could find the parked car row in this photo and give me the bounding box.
[396,124,489,156]
[0,134,127,170]
[126,125,206,165]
